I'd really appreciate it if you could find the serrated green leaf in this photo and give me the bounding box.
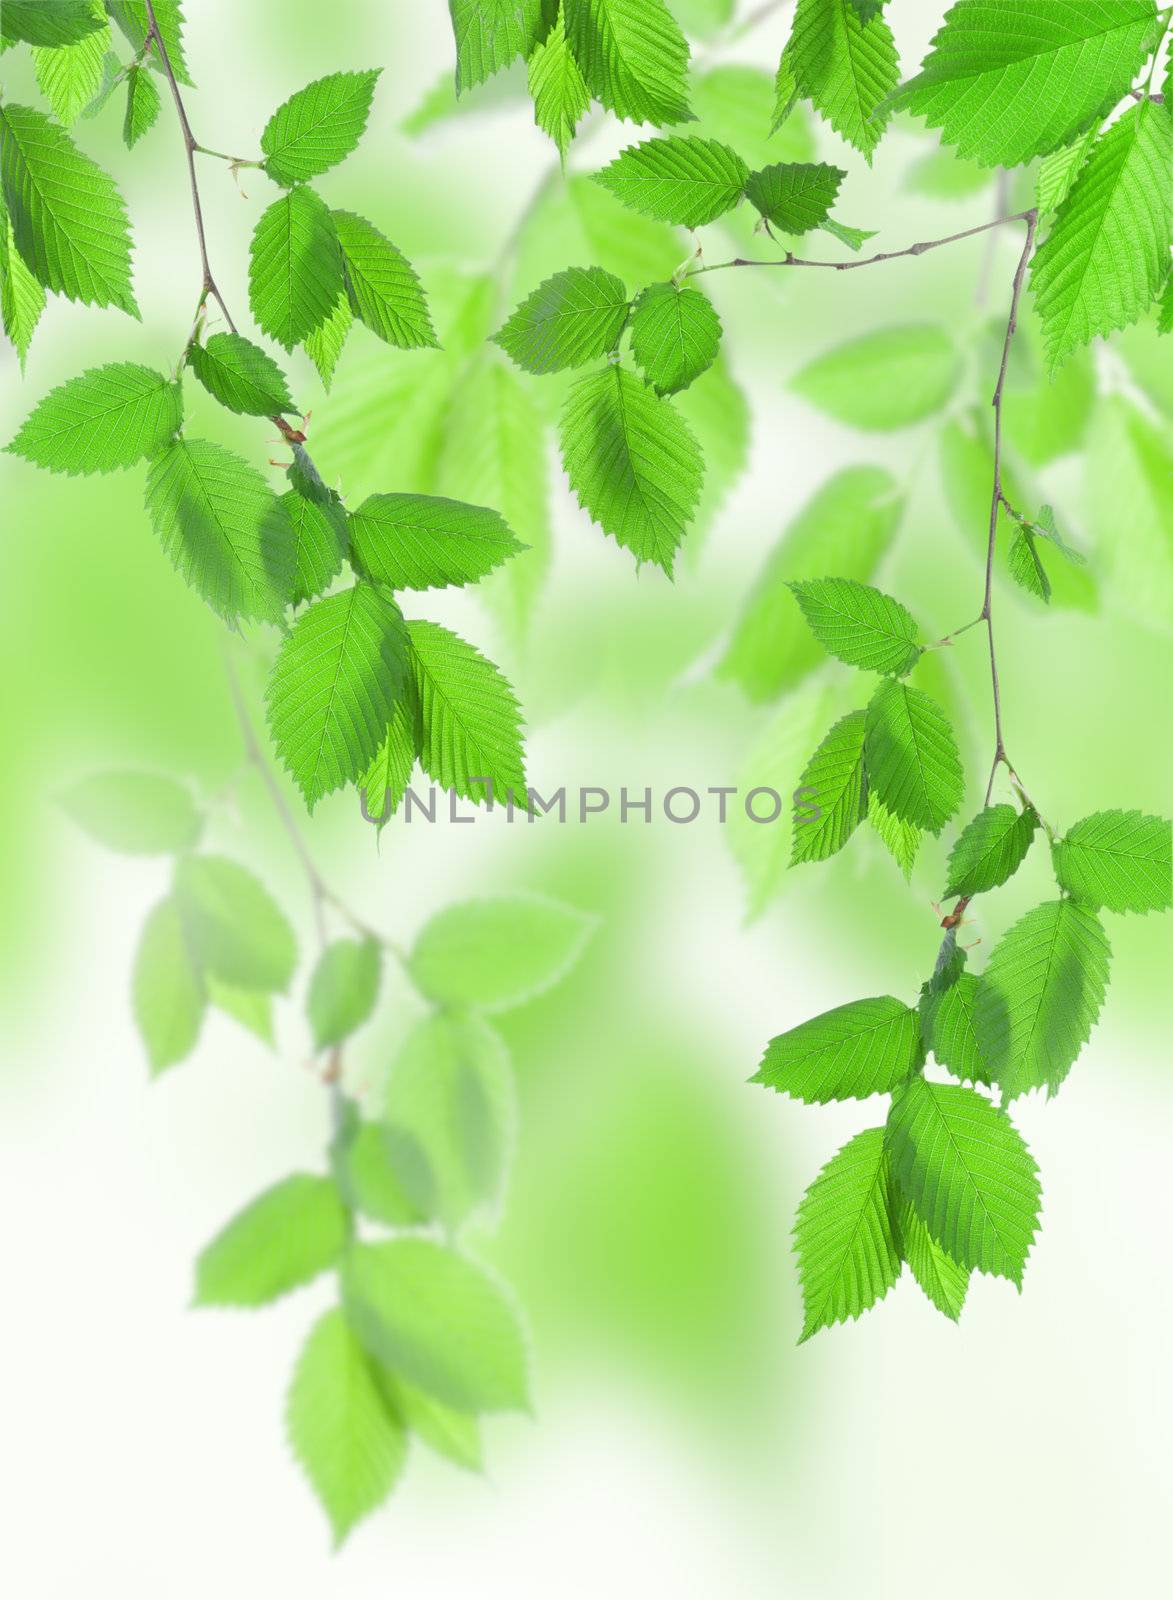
[249,186,343,350]
[144,438,293,622]
[694,63,815,169]
[378,1373,483,1472]
[343,1239,530,1412]
[385,1012,517,1227]
[898,0,1156,168]
[358,693,418,829]
[974,898,1112,1099]
[868,790,920,879]
[33,20,110,124]
[1031,103,1173,373]
[188,332,295,418]
[0,191,45,367]
[564,0,692,125]
[106,1,193,87]
[818,216,877,252]
[629,281,721,396]
[8,362,180,475]
[494,265,630,374]
[408,618,526,805]
[132,894,204,1074]
[266,584,411,810]
[785,0,899,162]
[350,493,523,590]
[719,467,905,702]
[303,288,352,389]
[745,160,843,232]
[1035,126,1098,213]
[896,1195,969,1320]
[173,854,296,991]
[332,208,437,350]
[307,938,381,1050]
[449,0,550,91]
[923,971,990,1086]
[122,62,161,147]
[528,3,589,160]
[793,1127,902,1340]
[195,1174,349,1307]
[0,101,137,314]
[284,488,348,606]
[594,136,748,228]
[560,364,704,573]
[754,995,922,1102]
[791,708,869,865]
[944,804,1038,899]
[674,348,749,549]
[1052,810,1172,914]
[788,577,921,676]
[2,1,104,47]
[865,678,964,834]
[61,769,202,854]
[286,1308,407,1548]
[409,893,594,1013]
[261,69,380,185]
[1007,521,1050,600]
[792,323,961,430]
[886,1077,1040,1285]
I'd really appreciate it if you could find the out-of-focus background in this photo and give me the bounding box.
[2,3,1171,1595]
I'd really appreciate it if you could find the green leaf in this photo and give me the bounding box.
[378,1374,483,1472]
[303,288,352,389]
[868,790,920,879]
[1007,522,1051,601]
[560,364,704,573]
[307,938,382,1050]
[106,1,193,86]
[144,438,293,623]
[337,1119,428,1227]
[754,995,922,1103]
[791,708,869,866]
[207,977,274,1047]
[33,20,110,124]
[249,186,344,350]
[449,0,550,91]
[343,1239,530,1412]
[791,324,961,430]
[923,971,990,1087]
[122,62,161,148]
[261,69,380,185]
[61,769,202,854]
[409,893,594,1013]
[195,1174,349,1307]
[286,1308,407,1548]
[0,101,137,314]
[694,62,814,169]
[788,577,921,676]
[385,1012,517,1226]
[132,894,204,1074]
[904,146,991,202]
[793,1127,902,1340]
[173,854,297,991]
[898,0,1156,167]
[8,362,180,475]
[1031,104,1173,373]
[332,208,437,350]
[896,1196,969,1321]
[0,191,45,367]
[1052,810,1172,915]
[594,136,748,228]
[865,678,965,834]
[944,804,1038,899]
[2,1,104,47]
[629,282,721,396]
[1035,126,1098,213]
[266,584,411,810]
[719,467,905,702]
[359,689,419,829]
[886,1077,1040,1285]
[408,619,526,806]
[564,0,692,125]
[744,160,843,232]
[528,3,589,161]
[188,332,295,417]
[350,493,523,590]
[284,488,348,606]
[974,898,1112,1099]
[672,0,735,34]
[493,265,630,374]
[785,0,899,162]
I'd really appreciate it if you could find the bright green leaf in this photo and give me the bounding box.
[195,1174,349,1306]
[0,190,45,367]
[745,160,843,232]
[332,209,437,350]
[408,618,527,806]
[944,803,1038,899]
[106,1,193,86]
[8,362,180,475]
[1052,810,1172,914]
[494,265,630,374]
[350,493,523,590]
[249,186,344,350]
[791,709,869,866]
[563,0,692,125]
[924,971,990,1086]
[788,577,921,676]
[188,332,295,418]
[865,678,965,834]
[261,70,380,185]
[307,938,382,1050]
[449,0,550,91]
[528,3,589,160]
[897,1195,969,1321]
[785,0,899,162]
[629,281,721,396]
[409,893,594,1013]
[594,136,749,228]
[793,1127,902,1340]
[754,995,922,1102]
[2,1,104,47]
[284,488,349,606]
[33,20,110,124]
[868,790,920,879]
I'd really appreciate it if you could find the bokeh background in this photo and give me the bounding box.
[2,2,1172,1595]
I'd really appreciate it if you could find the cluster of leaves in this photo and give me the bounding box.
[2,5,527,822]
[751,575,1171,1338]
[62,763,595,1543]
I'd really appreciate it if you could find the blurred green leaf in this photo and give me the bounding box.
[195,1174,349,1306]
[408,893,595,1013]
[307,938,382,1050]
[62,770,202,854]
[173,855,297,991]
[132,894,205,1075]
